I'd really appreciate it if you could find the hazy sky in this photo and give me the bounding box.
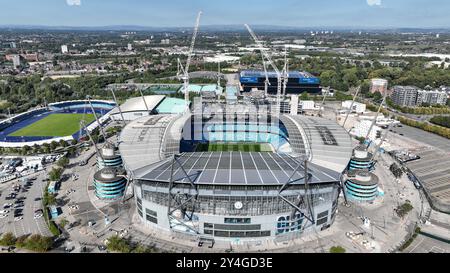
[0,0,449,28]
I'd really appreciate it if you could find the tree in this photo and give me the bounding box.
[395,202,413,218]
[0,232,16,246]
[49,167,63,181]
[59,140,68,148]
[50,141,58,151]
[59,218,69,229]
[329,246,346,253]
[56,156,69,168]
[44,192,57,206]
[299,92,310,100]
[22,234,53,252]
[390,163,403,178]
[106,235,131,253]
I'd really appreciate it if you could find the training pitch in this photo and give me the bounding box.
[9,113,95,137]
[197,142,273,152]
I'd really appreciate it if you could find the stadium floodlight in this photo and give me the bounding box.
[342,86,360,129]
[138,89,150,113]
[80,119,103,162]
[110,89,125,125]
[365,92,388,144]
[86,95,107,139]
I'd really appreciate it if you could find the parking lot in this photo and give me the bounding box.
[391,124,450,153]
[0,171,52,237]
[404,233,450,253]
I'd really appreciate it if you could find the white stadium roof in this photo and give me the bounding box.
[110,95,166,115]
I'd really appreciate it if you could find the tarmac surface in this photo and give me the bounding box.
[0,171,52,238]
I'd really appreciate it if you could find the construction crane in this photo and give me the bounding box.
[260,51,271,97]
[282,46,289,99]
[365,93,387,145]
[245,24,282,115]
[178,11,202,111]
[342,86,360,130]
[318,87,329,117]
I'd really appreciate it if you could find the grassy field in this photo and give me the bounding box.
[196,142,273,152]
[9,113,95,137]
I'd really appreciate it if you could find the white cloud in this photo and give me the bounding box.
[66,0,81,6]
[367,0,381,6]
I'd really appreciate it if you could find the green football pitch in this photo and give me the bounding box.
[9,113,96,137]
[196,142,273,152]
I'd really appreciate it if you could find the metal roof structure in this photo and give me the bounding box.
[119,112,353,183]
[134,151,341,186]
[109,95,166,115]
[118,114,189,172]
[282,115,353,173]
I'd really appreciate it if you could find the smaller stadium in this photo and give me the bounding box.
[0,100,115,147]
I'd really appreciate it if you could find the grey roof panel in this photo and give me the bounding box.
[136,152,340,186]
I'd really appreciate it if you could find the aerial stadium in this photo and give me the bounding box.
[0,100,115,147]
[119,103,353,243]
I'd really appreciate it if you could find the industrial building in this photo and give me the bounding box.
[118,108,353,243]
[239,70,321,94]
[342,101,366,114]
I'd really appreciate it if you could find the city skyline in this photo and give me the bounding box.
[1,0,450,29]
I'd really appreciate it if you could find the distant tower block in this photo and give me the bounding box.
[61,45,68,54]
[345,170,379,202]
[97,142,123,169]
[127,43,133,51]
[12,55,21,69]
[370,78,388,95]
[348,145,374,171]
[93,167,127,200]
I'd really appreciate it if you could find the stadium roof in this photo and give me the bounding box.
[110,95,166,115]
[281,115,353,173]
[240,70,317,79]
[118,114,189,171]
[134,151,341,186]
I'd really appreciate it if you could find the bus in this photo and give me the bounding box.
[49,205,59,219]
[48,181,58,194]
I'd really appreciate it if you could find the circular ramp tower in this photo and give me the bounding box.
[93,167,127,200]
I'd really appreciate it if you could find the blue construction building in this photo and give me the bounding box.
[239,70,321,94]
